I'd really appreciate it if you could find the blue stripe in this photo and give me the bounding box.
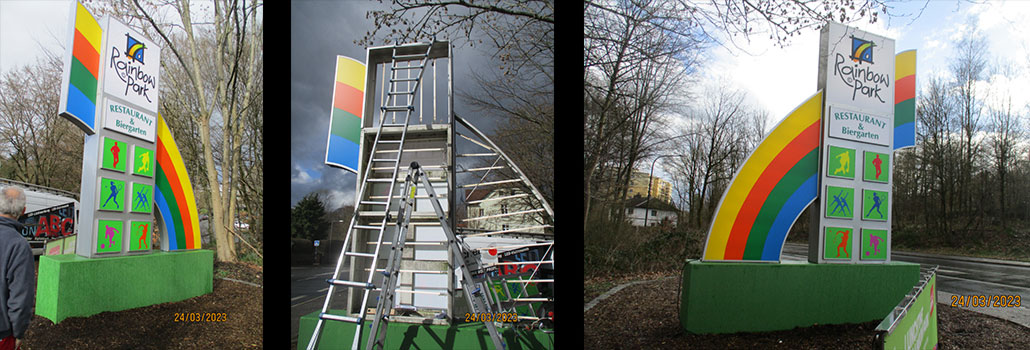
[66,84,96,131]
[326,134,359,173]
[155,188,178,250]
[760,174,818,260]
[894,122,915,150]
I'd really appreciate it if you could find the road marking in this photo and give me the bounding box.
[291,295,307,302]
[937,273,1029,291]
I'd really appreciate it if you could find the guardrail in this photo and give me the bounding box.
[873,265,939,349]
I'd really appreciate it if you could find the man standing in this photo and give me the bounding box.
[0,186,34,350]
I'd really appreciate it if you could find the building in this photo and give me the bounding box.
[465,187,547,234]
[625,196,679,227]
[626,170,672,203]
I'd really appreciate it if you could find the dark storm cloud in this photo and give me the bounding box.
[291,1,501,209]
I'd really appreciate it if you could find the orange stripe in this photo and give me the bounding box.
[333,82,364,118]
[723,121,820,259]
[895,75,915,103]
[72,29,100,78]
[156,141,195,249]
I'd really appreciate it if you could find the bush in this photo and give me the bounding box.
[585,217,705,279]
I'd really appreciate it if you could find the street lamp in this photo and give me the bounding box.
[644,155,682,227]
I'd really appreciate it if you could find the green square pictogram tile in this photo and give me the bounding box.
[129,221,152,251]
[863,151,889,183]
[861,229,887,260]
[130,182,153,214]
[132,145,155,177]
[98,178,126,212]
[96,220,123,253]
[825,185,854,219]
[823,226,853,260]
[101,137,127,173]
[827,145,855,179]
[862,189,889,221]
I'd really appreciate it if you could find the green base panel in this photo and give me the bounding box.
[298,310,554,350]
[680,259,919,334]
[36,250,214,324]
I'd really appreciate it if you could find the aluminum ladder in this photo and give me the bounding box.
[306,41,434,350]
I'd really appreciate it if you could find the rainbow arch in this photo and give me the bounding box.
[155,114,201,250]
[702,91,822,261]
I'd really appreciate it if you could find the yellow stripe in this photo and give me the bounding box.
[335,56,366,91]
[703,91,822,260]
[157,114,202,248]
[75,3,102,51]
[896,50,917,78]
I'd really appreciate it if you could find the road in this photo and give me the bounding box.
[783,242,1030,327]
[291,264,349,346]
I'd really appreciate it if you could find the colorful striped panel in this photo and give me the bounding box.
[155,114,201,250]
[325,56,366,173]
[894,50,917,150]
[59,2,102,134]
[703,91,822,261]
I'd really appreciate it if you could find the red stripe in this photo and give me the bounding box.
[723,121,820,260]
[156,140,195,249]
[895,75,915,103]
[72,29,100,78]
[333,82,363,119]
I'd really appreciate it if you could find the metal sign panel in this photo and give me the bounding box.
[812,22,895,264]
[324,56,366,173]
[58,1,103,134]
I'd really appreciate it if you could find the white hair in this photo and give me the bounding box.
[0,186,26,218]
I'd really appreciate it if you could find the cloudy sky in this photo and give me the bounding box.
[290,1,509,210]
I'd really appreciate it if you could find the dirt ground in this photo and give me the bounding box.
[21,260,263,349]
[585,274,1030,349]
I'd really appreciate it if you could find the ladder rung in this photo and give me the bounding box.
[345,251,377,258]
[393,53,429,60]
[369,268,448,274]
[367,178,397,183]
[382,123,408,127]
[371,158,399,162]
[376,148,444,153]
[360,201,390,206]
[392,65,425,70]
[320,313,361,323]
[462,208,545,222]
[394,289,447,296]
[467,193,529,205]
[379,140,402,144]
[372,165,444,171]
[461,179,521,188]
[388,90,416,95]
[380,106,413,112]
[462,225,552,237]
[354,224,384,230]
[370,195,435,199]
[391,77,420,82]
[458,153,498,157]
[368,241,445,246]
[460,166,506,173]
[506,279,554,283]
[328,279,376,289]
[512,298,551,303]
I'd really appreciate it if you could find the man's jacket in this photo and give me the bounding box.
[0,216,33,339]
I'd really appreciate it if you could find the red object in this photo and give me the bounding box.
[548,311,554,321]
[488,248,497,256]
[0,335,16,350]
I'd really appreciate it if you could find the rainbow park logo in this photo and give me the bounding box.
[125,34,146,64]
[849,36,875,64]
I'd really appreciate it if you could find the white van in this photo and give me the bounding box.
[0,179,78,255]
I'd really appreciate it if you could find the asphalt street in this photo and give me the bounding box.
[783,242,1030,327]
[291,264,348,345]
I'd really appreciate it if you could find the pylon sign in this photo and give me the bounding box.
[810,22,897,263]
[59,1,165,258]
